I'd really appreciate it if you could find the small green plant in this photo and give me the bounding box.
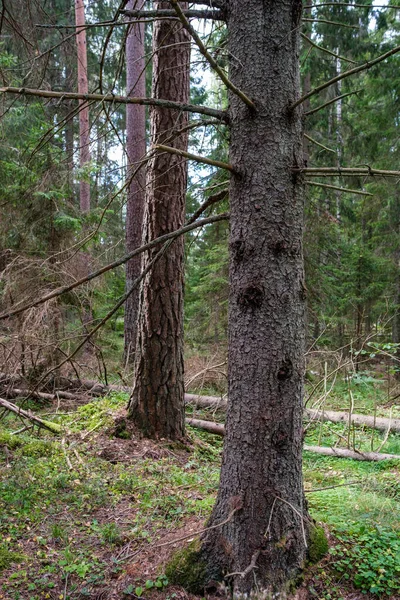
[330,525,400,595]
[100,522,122,544]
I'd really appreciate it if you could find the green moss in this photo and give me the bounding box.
[0,547,24,572]
[164,539,207,593]
[15,439,56,458]
[308,525,329,564]
[0,431,23,450]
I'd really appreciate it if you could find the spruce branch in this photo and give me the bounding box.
[305,90,362,116]
[306,181,373,197]
[292,43,400,109]
[154,144,236,172]
[169,0,256,111]
[0,86,228,121]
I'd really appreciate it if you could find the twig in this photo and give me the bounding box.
[273,496,309,548]
[263,497,277,540]
[305,89,362,116]
[155,506,240,548]
[225,549,260,579]
[169,0,256,111]
[61,438,73,470]
[306,181,373,196]
[301,34,357,64]
[296,167,400,177]
[304,134,336,154]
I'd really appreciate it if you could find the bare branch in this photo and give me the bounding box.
[297,167,400,177]
[292,43,400,109]
[0,213,229,321]
[303,18,358,29]
[305,89,362,116]
[154,144,236,172]
[305,3,400,9]
[121,8,225,20]
[169,0,256,111]
[304,134,336,154]
[0,86,228,122]
[306,181,373,197]
[301,34,357,65]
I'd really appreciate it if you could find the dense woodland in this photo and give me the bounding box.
[0,1,400,599]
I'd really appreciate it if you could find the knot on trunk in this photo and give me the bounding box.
[277,358,293,381]
[237,284,264,309]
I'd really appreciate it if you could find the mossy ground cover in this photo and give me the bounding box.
[0,389,398,600]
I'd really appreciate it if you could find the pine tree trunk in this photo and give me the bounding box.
[124,0,147,365]
[127,2,190,438]
[75,0,90,213]
[201,1,309,594]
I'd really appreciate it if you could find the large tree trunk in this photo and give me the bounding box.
[75,0,90,213]
[127,2,190,439]
[201,1,308,594]
[124,0,147,365]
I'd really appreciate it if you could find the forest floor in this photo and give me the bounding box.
[0,377,399,600]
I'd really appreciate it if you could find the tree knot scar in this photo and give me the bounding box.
[277,359,293,381]
[231,239,246,261]
[237,284,264,309]
[229,492,244,512]
[268,238,288,255]
[292,1,303,30]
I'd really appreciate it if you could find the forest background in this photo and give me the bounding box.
[0,1,400,599]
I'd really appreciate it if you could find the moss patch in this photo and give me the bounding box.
[164,539,207,594]
[15,439,56,458]
[308,525,329,564]
[0,547,24,572]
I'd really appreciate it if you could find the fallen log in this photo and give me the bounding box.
[186,418,400,462]
[4,388,79,402]
[0,397,61,434]
[185,393,400,433]
[306,408,400,434]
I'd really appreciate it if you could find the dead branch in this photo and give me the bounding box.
[295,167,400,178]
[154,144,236,172]
[0,86,228,121]
[169,0,255,110]
[121,8,225,20]
[306,181,373,197]
[305,89,362,116]
[0,397,61,434]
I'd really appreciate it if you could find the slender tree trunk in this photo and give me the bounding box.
[75,0,90,213]
[201,1,309,594]
[127,2,190,438]
[124,0,146,365]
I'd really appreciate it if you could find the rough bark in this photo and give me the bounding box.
[75,0,90,213]
[127,2,190,439]
[124,0,147,364]
[200,1,308,594]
